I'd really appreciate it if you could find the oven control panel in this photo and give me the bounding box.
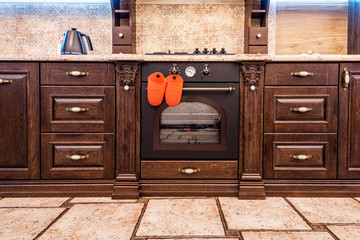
[142,62,240,83]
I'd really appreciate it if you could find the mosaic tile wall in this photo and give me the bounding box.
[0,3,112,55]
[135,2,245,54]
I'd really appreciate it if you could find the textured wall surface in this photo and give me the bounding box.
[135,1,245,54]
[0,2,112,55]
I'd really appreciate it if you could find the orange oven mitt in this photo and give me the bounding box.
[165,74,184,107]
[147,72,166,106]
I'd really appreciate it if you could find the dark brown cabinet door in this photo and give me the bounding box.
[0,63,39,179]
[338,63,360,179]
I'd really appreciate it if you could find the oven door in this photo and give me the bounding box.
[141,82,239,160]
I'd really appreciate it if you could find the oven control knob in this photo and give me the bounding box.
[169,65,180,74]
[202,64,211,76]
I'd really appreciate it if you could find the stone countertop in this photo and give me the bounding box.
[1,54,360,62]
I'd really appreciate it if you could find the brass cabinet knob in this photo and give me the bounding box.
[290,154,312,160]
[0,79,13,84]
[289,107,313,113]
[66,71,89,77]
[66,154,89,160]
[344,68,350,90]
[291,71,314,77]
[66,107,90,113]
[178,168,200,174]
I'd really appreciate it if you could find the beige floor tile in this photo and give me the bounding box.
[136,199,225,236]
[0,197,69,207]
[287,198,360,224]
[219,197,311,230]
[149,239,237,240]
[327,225,360,240]
[70,197,137,203]
[242,231,334,240]
[0,208,64,239]
[39,203,144,240]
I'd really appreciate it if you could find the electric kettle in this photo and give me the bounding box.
[61,28,93,55]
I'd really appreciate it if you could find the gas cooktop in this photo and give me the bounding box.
[145,48,235,55]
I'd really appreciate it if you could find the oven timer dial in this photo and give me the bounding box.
[185,66,196,77]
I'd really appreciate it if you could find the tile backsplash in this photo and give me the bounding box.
[0,2,112,55]
[135,2,245,54]
[0,1,245,55]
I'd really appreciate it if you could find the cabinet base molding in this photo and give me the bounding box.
[1,180,360,198]
[0,180,113,197]
[239,181,266,199]
[264,180,360,197]
[112,174,139,199]
[139,180,239,197]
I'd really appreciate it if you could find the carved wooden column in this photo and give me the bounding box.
[239,62,266,199]
[113,62,140,199]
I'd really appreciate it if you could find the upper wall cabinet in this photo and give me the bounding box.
[111,0,135,54]
[0,63,39,179]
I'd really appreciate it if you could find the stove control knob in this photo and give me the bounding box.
[202,48,209,54]
[220,48,227,54]
[193,48,200,54]
[211,48,218,54]
[202,64,211,76]
[169,65,180,75]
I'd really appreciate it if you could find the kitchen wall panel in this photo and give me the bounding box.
[0,2,112,55]
[135,1,245,54]
[275,1,348,55]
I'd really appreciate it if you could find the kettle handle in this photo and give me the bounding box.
[80,32,93,51]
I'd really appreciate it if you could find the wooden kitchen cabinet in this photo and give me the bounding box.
[338,63,360,179]
[263,62,338,180]
[0,62,39,179]
[40,62,116,180]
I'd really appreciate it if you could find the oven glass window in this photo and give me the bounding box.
[159,102,221,144]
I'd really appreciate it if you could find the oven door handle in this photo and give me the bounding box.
[182,87,236,92]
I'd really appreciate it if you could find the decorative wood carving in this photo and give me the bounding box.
[239,62,265,199]
[241,64,265,86]
[113,62,140,199]
[115,63,139,86]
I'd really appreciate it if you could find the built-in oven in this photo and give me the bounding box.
[141,62,239,160]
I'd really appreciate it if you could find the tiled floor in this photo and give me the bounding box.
[0,197,359,240]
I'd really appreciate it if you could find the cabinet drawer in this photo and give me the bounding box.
[41,63,115,85]
[41,133,115,179]
[41,86,115,133]
[265,63,338,85]
[113,46,132,54]
[113,27,132,45]
[264,134,337,179]
[249,45,268,54]
[264,87,338,133]
[141,161,238,179]
[249,27,268,46]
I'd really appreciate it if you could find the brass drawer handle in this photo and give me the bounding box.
[289,107,313,113]
[343,68,350,90]
[66,154,89,160]
[178,167,200,175]
[66,107,90,113]
[290,154,312,160]
[66,71,89,77]
[0,79,13,84]
[291,71,314,77]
